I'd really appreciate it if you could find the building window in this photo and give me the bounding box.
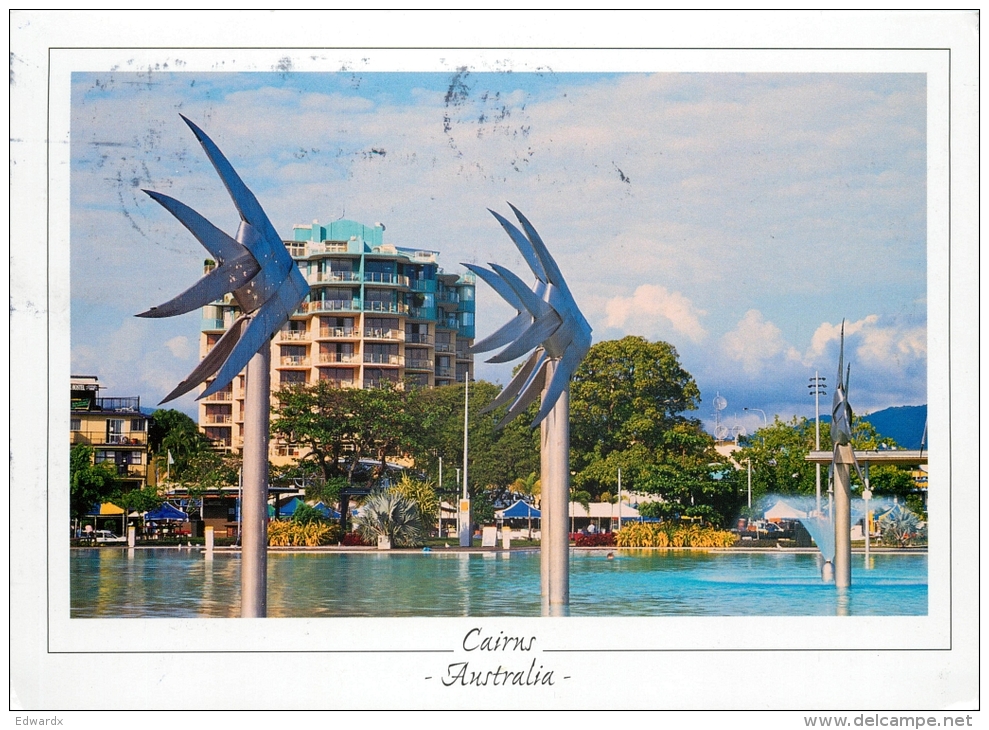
[280,370,308,385]
[131,419,145,431]
[70,418,81,431]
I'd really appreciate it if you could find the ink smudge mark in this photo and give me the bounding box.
[614,163,630,185]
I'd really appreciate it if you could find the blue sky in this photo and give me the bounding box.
[70,70,927,436]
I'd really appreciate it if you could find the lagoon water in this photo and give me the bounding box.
[70,548,927,618]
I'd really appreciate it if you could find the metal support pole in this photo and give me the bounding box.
[833,444,853,589]
[541,360,570,616]
[863,462,871,568]
[241,345,270,618]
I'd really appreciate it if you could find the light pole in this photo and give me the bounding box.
[809,373,827,515]
[746,458,752,509]
[744,407,768,428]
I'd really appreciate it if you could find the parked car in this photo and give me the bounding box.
[93,530,126,543]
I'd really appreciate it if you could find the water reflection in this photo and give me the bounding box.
[71,548,927,619]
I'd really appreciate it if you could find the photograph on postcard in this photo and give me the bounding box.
[60,56,937,631]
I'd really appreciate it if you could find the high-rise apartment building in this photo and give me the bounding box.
[198,219,475,458]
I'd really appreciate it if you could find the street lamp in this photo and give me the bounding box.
[744,407,768,428]
[808,373,827,515]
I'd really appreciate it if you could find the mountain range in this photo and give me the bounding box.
[819,404,928,450]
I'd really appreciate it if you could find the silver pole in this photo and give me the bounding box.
[863,463,871,568]
[833,444,852,588]
[747,458,752,509]
[241,345,270,618]
[814,371,822,515]
[463,378,469,502]
[541,360,570,616]
[617,468,622,531]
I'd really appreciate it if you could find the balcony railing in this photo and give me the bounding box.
[307,241,350,255]
[309,271,361,284]
[405,358,433,371]
[301,299,362,314]
[317,377,358,389]
[363,327,404,341]
[363,353,404,366]
[458,326,475,340]
[409,279,437,293]
[278,329,308,341]
[363,301,409,314]
[204,415,233,424]
[201,318,225,331]
[434,342,455,353]
[364,272,409,287]
[405,332,433,345]
[436,290,460,304]
[203,391,233,402]
[408,306,437,320]
[280,356,311,367]
[318,352,359,365]
[435,367,455,379]
[318,326,358,339]
[71,431,148,446]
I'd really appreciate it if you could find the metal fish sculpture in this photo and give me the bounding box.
[830,321,865,481]
[465,204,591,428]
[136,116,309,404]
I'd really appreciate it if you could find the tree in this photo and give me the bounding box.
[176,450,240,519]
[148,409,210,477]
[70,444,120,520]
[569,337,703,499]
[355,490,425,547]
[390,473,440,530]
[570,336,701,460]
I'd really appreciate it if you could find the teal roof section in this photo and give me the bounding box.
[293,219,385,247]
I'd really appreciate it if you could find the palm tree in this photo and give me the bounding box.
[356,490,425,548]
[510,471,541,507]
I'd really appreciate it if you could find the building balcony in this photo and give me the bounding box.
[406,358,433,371]
[316,376,359,389]
[278,329,309,342]
[204,414,233,424]
[458,326,475,340]
[457,299,475,313]
[363,301,409,315]
[408,306,437,320]
[202,391,233,402]
[318,326,358,339]
[439,317,459,330]
[435,367,455,379]
[364,272,410,287]
[436,290,460,305]
[201,318,226,332]
[318,352,359,365]
[94,397,141,412]
[363,327,404,341]
[309,271,361,284]
[71,431,148,446]
[405,332,433,345]
[410,279,437,293]
[363,354,404,366]
[301,299,362,314]
[434,342,455,353]
[307,241,351,255]
[279,356,311,367]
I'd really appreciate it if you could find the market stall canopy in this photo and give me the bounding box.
[498,500,542,519]
[145,502,189,521]
[86,502,125,516]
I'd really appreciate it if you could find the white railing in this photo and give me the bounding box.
[406,359,433,370]
[309,271,361,284]
[363,354,404,366]
[203,391,233,401]
[280,356,311,367]
[279,330,308,341]
[318,327,358,338]
[363,328,404,341]
[318,353,359,364]
[205,415,232,424]
[435,342,455,353]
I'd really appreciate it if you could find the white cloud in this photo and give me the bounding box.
[164,335,193,360]
[721,309,799,375]
[603,284,707,343]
